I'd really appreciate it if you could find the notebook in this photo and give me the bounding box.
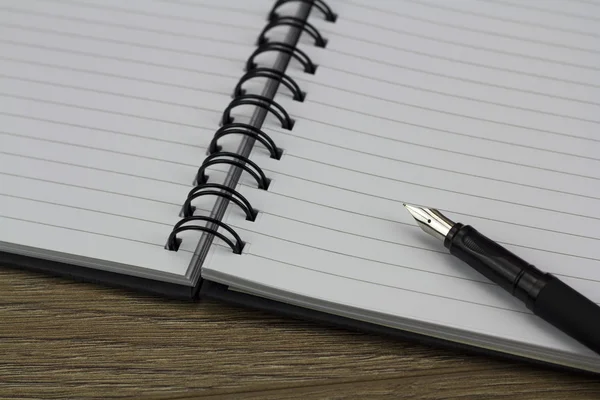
[1,0,599,373]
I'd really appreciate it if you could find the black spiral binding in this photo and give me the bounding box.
[234,68,305,102]
[222,93,295,130]
[166,216,245,254]
[194,151,271,190]
[268,0,337,22]
[208,123,282,160]
[181,183,258,221]
[246,42,317,74]
[166,0,335,255]
[258,16,328,48]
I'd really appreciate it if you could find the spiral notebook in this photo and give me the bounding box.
[1,0,600,373]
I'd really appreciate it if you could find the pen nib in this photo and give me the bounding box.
[403,204,455,242]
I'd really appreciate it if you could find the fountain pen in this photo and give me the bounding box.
[403,204,600,356]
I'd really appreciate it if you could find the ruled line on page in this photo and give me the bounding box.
[260,161,600,223]
[274,123,600,181]
[0,151,192,188]
[0,112,215,148]
[282,150,600,199]
[320,23,600,69]
[243,252,600,309]
[159,0,266,16]
[231,223,600,298]
[0,5,258,38]
[0,56,241,83]
[319,63,600,108]
[0,214,193,252]
[0,72,234,110]
[278,88,600,175]
[256,167,600,243]
[0,93,223,129]
[241,252,585,312]
[385,0,600,37]
[238,243,519,310]
[237,253,558,321]
[0,20,251,54]
[305,97,599,143]
[0,172,184,207]
[241,208,600,284]
[0,193,178,228]
[233,174,600,253]
[479,0,600,20]
[0,132,204,169]
[0,39,245,77]
[325,47,600,90]
[268,125,600,181]
[0,23,247,64]
[0,74,233,104]
[0,191,213,228]
[327,13,600,55]
[235,180,600,247]
[298,115,600,162]
[41,0,266,21]
[295,76,600,125]
[573,0,600,6]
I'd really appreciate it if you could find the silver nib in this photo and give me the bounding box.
[403,204,455,242]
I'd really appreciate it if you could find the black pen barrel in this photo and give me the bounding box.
[533,276,600,355]
[444,223,600,356]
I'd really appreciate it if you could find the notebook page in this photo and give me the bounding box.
[201,0,600,368]
[0,0,275,283]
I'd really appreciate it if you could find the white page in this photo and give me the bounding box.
[0,0,273,282]
[201,0,600,368]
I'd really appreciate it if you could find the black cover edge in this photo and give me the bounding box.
[0,251,197,300]
[200,280,597,376]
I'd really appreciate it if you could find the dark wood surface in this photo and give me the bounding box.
[1,267,599,399]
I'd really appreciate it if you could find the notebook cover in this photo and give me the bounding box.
[0,251,199,300]
[199,279,596,376]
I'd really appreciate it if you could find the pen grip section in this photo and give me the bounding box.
[534,276,600,356]
[445,224,548,308]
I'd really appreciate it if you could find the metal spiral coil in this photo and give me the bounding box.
[166,0,335,254]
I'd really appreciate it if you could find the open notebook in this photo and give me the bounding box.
[1,0,599,373]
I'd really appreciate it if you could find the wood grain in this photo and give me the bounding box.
[1,267,599,399]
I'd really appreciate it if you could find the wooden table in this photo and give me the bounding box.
[1,268,599,399]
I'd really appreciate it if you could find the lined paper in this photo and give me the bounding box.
[0,0,274,282]
[202,0,600,369]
